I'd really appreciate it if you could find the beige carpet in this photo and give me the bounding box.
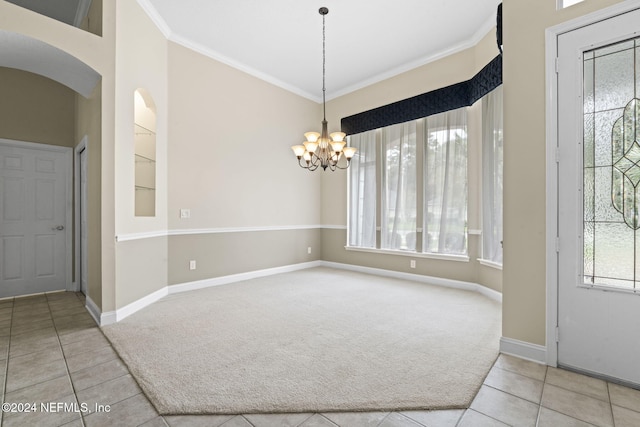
[102,267,501,415]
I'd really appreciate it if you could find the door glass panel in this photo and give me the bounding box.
[584,37,640,290]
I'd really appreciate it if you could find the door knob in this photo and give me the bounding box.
[52,225,65,231]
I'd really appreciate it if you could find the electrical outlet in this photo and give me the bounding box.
[410,260,416,269]
[307,247,312,254]
[189,260,196,270]
[180,209,191,219]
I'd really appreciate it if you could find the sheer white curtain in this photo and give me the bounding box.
[381,122,417,250]
[348,130,377,248]
[423,108,468,255]
[482,86,503,264]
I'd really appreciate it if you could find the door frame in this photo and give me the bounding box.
[0,138,73,293]
[74,136,88,294]
[545,0,640,367]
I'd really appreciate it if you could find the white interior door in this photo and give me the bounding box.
[0,140,71,298]
[558,8,640,386]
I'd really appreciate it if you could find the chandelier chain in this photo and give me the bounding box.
[290,6,356,171]
[322,11,326,120]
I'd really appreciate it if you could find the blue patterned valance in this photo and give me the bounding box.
[341,54,502,136]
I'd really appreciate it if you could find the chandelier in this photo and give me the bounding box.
[291,7,356,171]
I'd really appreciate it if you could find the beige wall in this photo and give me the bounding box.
[80,0,102,37]
[0,68,75,147]
[320,29,503,292]
[169,229,321,285]
[165,42,325,288]
[112,0,168,309]
[502,0,626,346]
[0,0,117,313]
[116,237,168,307]
[167,42,322,230]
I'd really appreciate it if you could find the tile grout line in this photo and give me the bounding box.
[0,298,15,426]
[607,382,616,427]
[375,411,393,427]
[534,361,549,426]
[295,413,315,426]
[45,292,87,427]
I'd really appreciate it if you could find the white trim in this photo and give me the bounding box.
[168,261,323,294]
[468,229,482,235]
[94,260,501,325]
[135,0,172,38]
[544,0,640,370]
[100,310,117,326]
[169,33,321,102]
[97,287,170,326]
[328,13,499,101]
[85,295,102,325]
[135,4,498,103]
[321,225,348,230]
[116,224,334,242]
[344,246,470,263]
[477,259,503,270]
[116,230,167,242]
[322,261,502,302]
[500,337,547,365]
[116,287,168,323]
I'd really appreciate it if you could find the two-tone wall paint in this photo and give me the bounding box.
[1,0,632,362]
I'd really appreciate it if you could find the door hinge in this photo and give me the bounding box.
[556,237,560,253]
[555,326,560,342]
[555,147,560,163]
[555,57,559,73]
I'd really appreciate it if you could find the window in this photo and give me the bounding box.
[382,122,417,250]
[423,109,468,255]
[348,109,468,257]
[482,86,503,264]
[348,130,377,248]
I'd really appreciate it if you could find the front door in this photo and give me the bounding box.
[0,140,71,298]
[557,8,640,386]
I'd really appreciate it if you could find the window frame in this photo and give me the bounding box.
[346,108,470,261]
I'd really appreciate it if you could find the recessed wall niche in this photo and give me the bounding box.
[134,89,156,217]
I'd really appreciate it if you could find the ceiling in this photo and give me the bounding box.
[4,0,502,102]
[139,0,502,102]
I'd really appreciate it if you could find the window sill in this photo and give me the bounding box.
[344,246,469,263]
[477,259,503,270]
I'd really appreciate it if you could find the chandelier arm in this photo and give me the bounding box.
[298,157,310,169]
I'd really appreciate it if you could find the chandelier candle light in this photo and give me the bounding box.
[291,7,356,171]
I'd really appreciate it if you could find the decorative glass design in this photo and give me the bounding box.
[583,38,640,290]
[611,99,640,229]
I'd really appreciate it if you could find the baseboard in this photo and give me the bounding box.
[168,261,323,294]
[97,261,323,325]
[320,261,503,303]
[97,259,501,325]
[500,336,547,364]
[86,295,117,326]
[115,287,169,323]
[85,295,102,325]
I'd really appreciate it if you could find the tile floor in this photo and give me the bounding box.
[0,292,639,427]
